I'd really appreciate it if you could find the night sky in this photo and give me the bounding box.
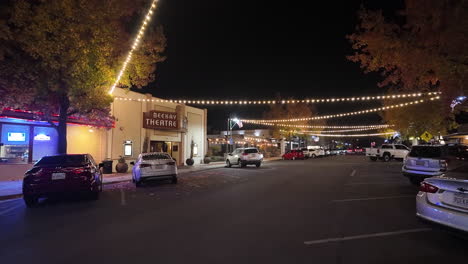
[139,0,405,132]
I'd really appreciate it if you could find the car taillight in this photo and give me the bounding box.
[72,168,86,174]
[242,153,248,156]
[439,160,448,171]
[140,164,151,168]
[167,161,175,165]
[377,149,380,153]
[420,182,439,193]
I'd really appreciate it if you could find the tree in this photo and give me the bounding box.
[347,0,468,132]
[0,0,166,153]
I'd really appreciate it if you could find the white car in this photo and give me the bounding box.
[416,164,468,232]
[130,152,178,186]
[226,147,263,168]
[403,145,465,185]
[366,144,410,161]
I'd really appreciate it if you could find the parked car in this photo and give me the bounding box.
[22,154,103,207]
[300,147,311,159]
[282,149,305,160]
[366,144,410,162]
[416,163,468,232]
[309,148,325,158]
[131,152,178,186]
[403,145,466,185]
[226,147,263,168]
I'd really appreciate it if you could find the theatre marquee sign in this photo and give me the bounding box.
[143,111,179,130]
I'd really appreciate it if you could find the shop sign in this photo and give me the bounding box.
[7,132,26,142]
[143,111,178,130]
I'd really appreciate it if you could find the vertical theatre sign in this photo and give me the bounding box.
[143,111,179,130]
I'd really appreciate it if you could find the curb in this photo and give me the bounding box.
[0,158,281,201]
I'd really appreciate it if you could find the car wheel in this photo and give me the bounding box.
[135,179,142,187]
[240,160,246,167]
[226,160,232,168]
[370,157,377,161]
[24,195,38,208]
[383,154,391,162]
[292,156,296,160]
[171,176,178,184]
[311,154,316,158]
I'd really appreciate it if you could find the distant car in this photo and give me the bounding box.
[226,147,263,168]
[366,144,409,161]
[403,145,465,185]
[22,154,103,207]
[300,147,311,158]
[131,152,178,186]
[416,163,468,232]
[282,149,305,160]
[309,148,325,158]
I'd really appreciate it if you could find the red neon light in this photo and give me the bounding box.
[1,108,114,129]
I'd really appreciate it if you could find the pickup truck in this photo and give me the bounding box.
[365,144,410,162]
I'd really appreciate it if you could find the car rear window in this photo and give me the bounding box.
[142,154,171,160]
[36,155,86,166]
[409,146,444,158]
[244,149,258,154]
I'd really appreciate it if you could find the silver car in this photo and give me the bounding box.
[416,163,468,232]
[130,152,178,186]
[226,148,263,168]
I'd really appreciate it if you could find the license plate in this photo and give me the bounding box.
[416,160,425,166]
[453,193,468,208]
[249,154,255,157]
[152,165,163,169]
[51,172,66,180]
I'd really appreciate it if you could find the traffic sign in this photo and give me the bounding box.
[420,131,433,142]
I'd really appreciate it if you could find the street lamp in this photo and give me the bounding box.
[226,117,240,154]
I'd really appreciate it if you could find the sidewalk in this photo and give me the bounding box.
[0,157,281,200]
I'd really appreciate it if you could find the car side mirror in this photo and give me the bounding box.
[130,161,135,165]
[98,163,104,168]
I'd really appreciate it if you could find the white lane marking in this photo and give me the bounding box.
[332,195,414,203]
[120,189,126,206]
[0,198,22,204]
[0,203,23,216]
[349,169,356,177]
[345,181,406,186]
[304,228,431,245]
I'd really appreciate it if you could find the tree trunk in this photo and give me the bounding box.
[57,95,70,154]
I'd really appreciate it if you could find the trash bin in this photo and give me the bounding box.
[102,159,113,174]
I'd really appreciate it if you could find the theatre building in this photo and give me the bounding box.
[0,88,207,170]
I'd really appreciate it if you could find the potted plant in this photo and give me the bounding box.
[115,156,128,173]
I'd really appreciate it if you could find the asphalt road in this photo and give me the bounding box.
[0,155,466,264]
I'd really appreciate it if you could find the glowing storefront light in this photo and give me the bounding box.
[7,132,26,142]
[34,134,51,141]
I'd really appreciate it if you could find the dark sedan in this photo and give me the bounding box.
[22,154,103,207]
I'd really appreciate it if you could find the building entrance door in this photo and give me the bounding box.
[150,141,180,164]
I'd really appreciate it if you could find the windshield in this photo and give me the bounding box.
[142,154,171,160]
[244,149,258,154]
[409,146,444,158]
[36,155,86,166]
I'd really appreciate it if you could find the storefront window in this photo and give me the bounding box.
[33,126,58,161]
[0,124,30,163]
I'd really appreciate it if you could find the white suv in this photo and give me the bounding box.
[402,145,465,185]
[226,148,263,168]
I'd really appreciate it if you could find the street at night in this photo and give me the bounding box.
[1,156,466,263]
[1,0,467,262]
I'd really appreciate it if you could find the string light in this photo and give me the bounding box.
[300,127,388,133]
[112,92,441,104]
[108,0,159,95]
[241,96,440,123]
[296,132,397,137]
